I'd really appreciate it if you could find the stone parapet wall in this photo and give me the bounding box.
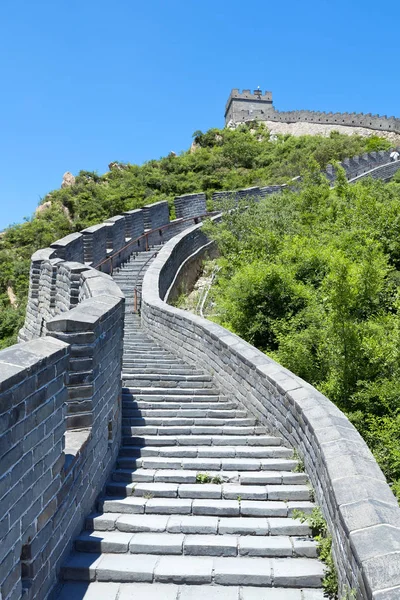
[326,150,391,181]
[174,193,207,219]
[141,221,400,600]
[142,200,170,230]
[0,194,212,600]
[210,150,400,210]
[212,185,289,208]
[266,108,400,133]
[0,324,123,600]
[19,197,210,343]
[0,250,125,600]
[349,159,400,183]
[226,89,400,135]
[0,337,69,600]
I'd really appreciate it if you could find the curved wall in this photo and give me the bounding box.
[141,221,400,600]
[1,154,399,599]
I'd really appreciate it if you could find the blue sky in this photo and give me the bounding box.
[0,0,399,230]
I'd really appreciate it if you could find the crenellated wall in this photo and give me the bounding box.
[325,149,400,183]
[141,220,400,600]
[174,193,207,220]
[210,149,400,208]
[0,279,124,600]
[0,194,210,600]
[1,157,398,600]
[225,88,400,136]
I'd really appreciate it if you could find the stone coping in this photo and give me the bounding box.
[348,159,400,183]
[141,221,400,600]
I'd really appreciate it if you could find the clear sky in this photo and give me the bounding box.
[0,0,399,230]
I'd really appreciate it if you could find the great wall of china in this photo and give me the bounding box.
[225,89,400,143]
[1,109,400,599]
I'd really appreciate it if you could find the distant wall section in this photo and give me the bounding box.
[225,88,400,137]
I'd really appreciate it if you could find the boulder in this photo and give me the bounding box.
[61,171,76,188]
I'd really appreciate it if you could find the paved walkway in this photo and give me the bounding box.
[57,246,325,599]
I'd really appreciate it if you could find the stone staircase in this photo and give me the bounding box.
[57,247,325,599]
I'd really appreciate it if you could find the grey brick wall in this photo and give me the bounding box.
[123,209,145,241]
[19,201,211,344]
[105,215,126,253]
[324,149,400,183]
[174,193,207,219]
[1,282,124,600]
[142,200,170,230]
[4,197,218,600]
[212,185,285,209]
[349,158,400,182]
[225,89,400,134]
[81,224,108,267]
[141,221,400,600]
[50,233,84,264]
[0,337,70,600]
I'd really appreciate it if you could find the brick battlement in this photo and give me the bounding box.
[225,88,400,134]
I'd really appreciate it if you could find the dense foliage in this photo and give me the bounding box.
[204,166,400,499]
[0,124,389,349]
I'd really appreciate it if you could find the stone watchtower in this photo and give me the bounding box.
[225,88,274,126]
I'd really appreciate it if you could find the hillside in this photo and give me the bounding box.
[202,168,400,499]
[0,123,392,349]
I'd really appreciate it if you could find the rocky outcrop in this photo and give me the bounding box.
[61,171,76,188]
[35,200,52,215]
[6,285,17,307]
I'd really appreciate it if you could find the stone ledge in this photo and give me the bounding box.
[64,428,91,473]
[141,221,400,599]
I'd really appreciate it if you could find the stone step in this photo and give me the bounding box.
[122,435,288,448]
[122,339,165,344]
[122,375,214,382]
[122,359,189,366]
[98,496,314,518]
[56,256,325,597]
[121,402,238,413]
[87,513,313,537]
[75,531,317,558]
[122,346,171,351]
[122,380,216,389]
[121,417,256,427]
[61,552,324,587]
[121,408,247,418]
[106,481,311,501]
[122,426,267,437]
[121,368,202,376]
[123,387,221,395]
[118,450,294,468]
[122,333,154,338]
[122,396,227,406]
[57,582,326,600]
[122,345,168,351]
[122,365,193,372]
[122,353,179,359]
[112,467,308,486]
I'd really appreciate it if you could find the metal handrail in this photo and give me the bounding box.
[93,212,216,275]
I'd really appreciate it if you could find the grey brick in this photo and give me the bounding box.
[97,554,158,582]
[184,534,237,556]
[154,555,213,584]
[213,556,272,585]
